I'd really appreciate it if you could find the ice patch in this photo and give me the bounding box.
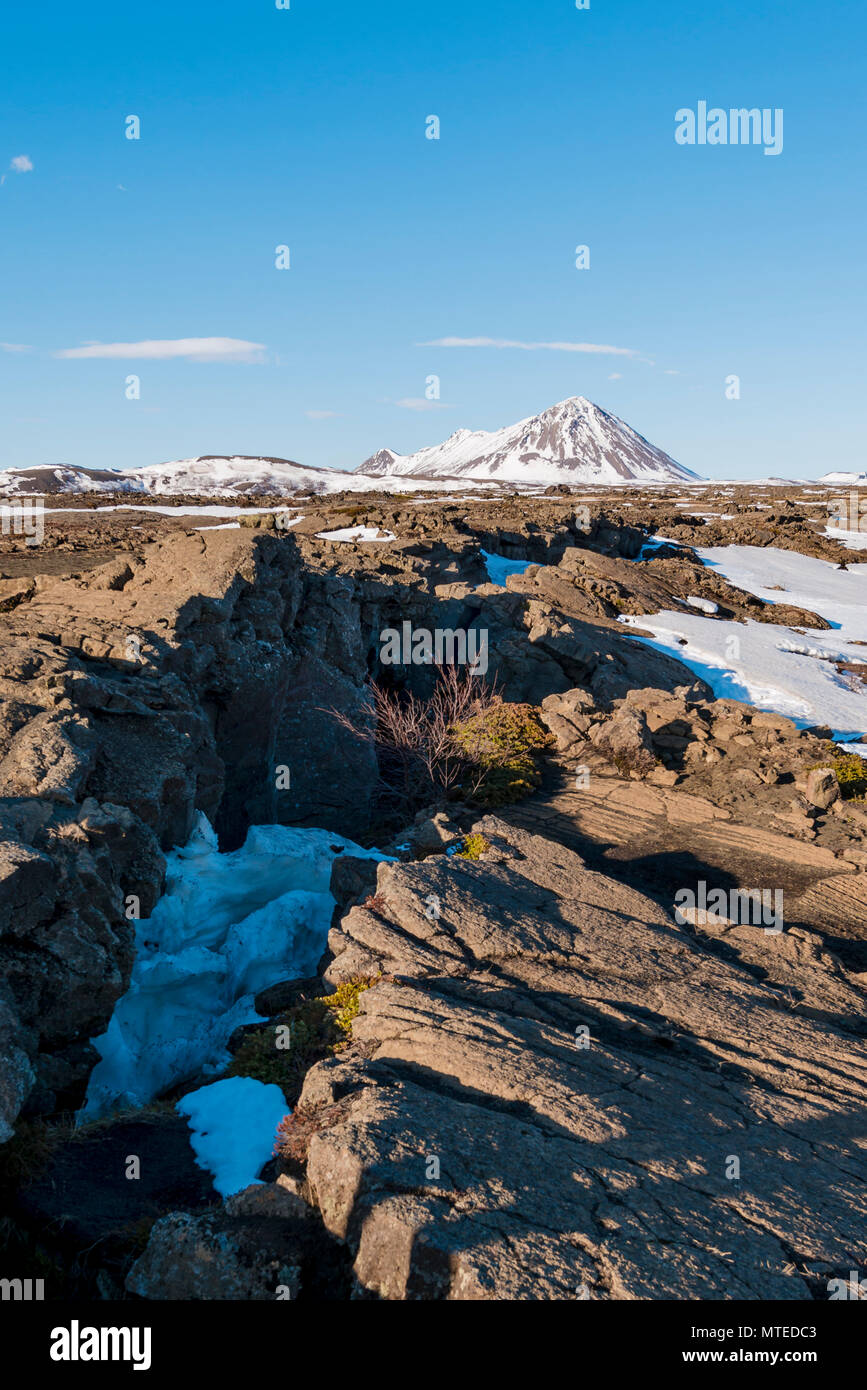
[481,550,535,586]
[177,1077,288,1197]
[686,595,719,614]
[81,816,384,1119]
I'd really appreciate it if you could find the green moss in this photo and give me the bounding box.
[226,999,337,1092]
[226,977,381,1092]
[450,702,554,807]
[456,832,491,860]
[831,752,867,800]
[808,748,867,801]
[322,976,379,1035]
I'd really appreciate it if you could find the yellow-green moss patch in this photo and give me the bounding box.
[450,702,554,807]
[322,976,380,1035]
[830,751,867,800]
[810,747,867,801]
[456,832,491,861]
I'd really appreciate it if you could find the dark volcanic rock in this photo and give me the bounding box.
[127,1181,349,1300]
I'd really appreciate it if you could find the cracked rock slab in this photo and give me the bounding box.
[298,817,867,1300]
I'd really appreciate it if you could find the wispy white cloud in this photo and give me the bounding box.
[0,342,33,353]
[393,397,452,412]
[54,337,266,363]
[418,336,637,357]
[664,369,680,376]
[607,372,622,380]
[9,154,33,173]
[305,409,340,420]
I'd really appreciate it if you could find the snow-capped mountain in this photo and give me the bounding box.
[0,399,700,497]
[356,397,700,484]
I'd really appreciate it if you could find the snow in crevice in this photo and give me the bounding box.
[481,550,536,586]
[81,816,385,1120]
[636,533,681,560]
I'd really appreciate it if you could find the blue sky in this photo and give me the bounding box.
[1,0,864,480]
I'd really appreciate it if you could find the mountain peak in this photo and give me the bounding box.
[548,395,593,409]
[355,397,699,484]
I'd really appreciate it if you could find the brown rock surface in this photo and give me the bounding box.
[0,492,865,1302]
[295,817,866,1300]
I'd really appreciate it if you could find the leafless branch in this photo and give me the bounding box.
[324,664,502,818]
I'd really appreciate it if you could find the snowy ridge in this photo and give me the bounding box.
[0,456,482,499]
[356,396,700,484]
[0,457,322,497]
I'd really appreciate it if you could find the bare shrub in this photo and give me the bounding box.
[326,664,503,819]
[363,893,388,913]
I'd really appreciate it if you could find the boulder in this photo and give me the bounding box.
[805,767,841,811]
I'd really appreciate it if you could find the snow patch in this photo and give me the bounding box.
[823,525,867,552]
[818,471,867,485]
[697,546,867,639]
[315,526,396,543]
[177,1077,288,1197]
[619,546,867,740]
